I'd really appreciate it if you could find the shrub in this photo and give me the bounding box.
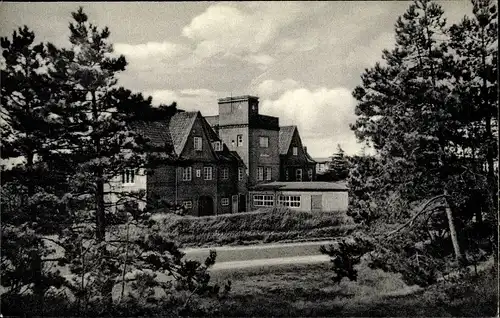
[154,208,353,247]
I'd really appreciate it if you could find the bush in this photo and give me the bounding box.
[154,208,353,247]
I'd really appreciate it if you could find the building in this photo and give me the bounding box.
[249,181,348,212]
[110,95,321,216]
[205,95,281,187]
[278,126,316,181]
[314,157,332,174]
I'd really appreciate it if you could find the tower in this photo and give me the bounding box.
[217,95,280,187]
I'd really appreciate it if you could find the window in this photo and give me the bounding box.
[257,166,264,181]
[194,137,202,151]
[182,166,192,181]
[237,134,243,147]
[204,166,213,180]
[278,195,301,207]
[285,169,289,181]
[221,198,229,206]
[183,200,192,209]
[293,147,298,156]
[221,167,229,180]
[259,136,269,148]
[308,168,313,180]
[196,169,201,178]
[296,168,302,181]
[238,167,244,181]
[266,167,272,181]
[122,169,135,184]
[213,141,221,151]
[253,195,274,207]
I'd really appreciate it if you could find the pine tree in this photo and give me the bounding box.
[38,8,226,313]
[328,144,349,181]
[449,0,498,210]
[1,26,68,312]
[350,0,469,267]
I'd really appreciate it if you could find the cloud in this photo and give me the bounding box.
[344,32,395,68]
[256,79,301,98]
[114,41,188,60]
[277,38,318,53]
[145,88,221,115]
[181,3,305,63]
[260,86,363,156]
[242,54,275,69]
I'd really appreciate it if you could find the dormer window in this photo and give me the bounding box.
[194,137,202,151]
[213,141,222,151]
[293,147,298,156]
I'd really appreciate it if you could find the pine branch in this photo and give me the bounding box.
[385,194,447,237]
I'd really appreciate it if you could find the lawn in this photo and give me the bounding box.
[211,259,498,317]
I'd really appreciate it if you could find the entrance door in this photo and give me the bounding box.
[232,195,238,213]
[238,194,246,212]
[311,194,322,212]
[198,196,214,216]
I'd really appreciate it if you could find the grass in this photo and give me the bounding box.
[212,259,498,317]
[153,207,356,247]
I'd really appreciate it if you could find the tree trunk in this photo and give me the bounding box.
[443,190,467,266]
[26,152,45,313]
[91,90,113,307]
[96,174,106,241]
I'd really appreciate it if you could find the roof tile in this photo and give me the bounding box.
[168,112,198,155]
[279,126,296,155]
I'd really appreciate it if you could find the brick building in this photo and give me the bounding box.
[278,125,317,182]
[111,95,317,216]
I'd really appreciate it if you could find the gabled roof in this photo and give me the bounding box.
[229,150,246,167]
[131,120,173,149]
[199,114,220,143]
[168,112,198,155]
[205,115,219,127]
[304,150,317,164]
[279,125,297,155]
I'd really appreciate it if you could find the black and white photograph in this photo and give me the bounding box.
[0,1,498,316]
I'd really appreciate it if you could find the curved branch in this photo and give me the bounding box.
[385,194,447,238]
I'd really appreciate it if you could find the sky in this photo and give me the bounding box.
[0,1,473,157]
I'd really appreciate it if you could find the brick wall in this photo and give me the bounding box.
[248,128,280,185]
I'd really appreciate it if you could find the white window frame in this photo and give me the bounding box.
[194,136,202,151]
[257,166,264,181]
[196,169,201,178]
[183,200,193,209]
[237,134,243,147]
[213,141,221,151]
[122,169,135,185]
[204,166,213,180]
[221,198,229,206]
[278,195,301,208]
[308,168,313,180]
[293,147,298,156]
[266,167,272,181]
[182,166,192,181]
[253,194,274,207]
[259,136,269,148]
[296,168,302,181]
[238,167,244,181]
[221,167,229,180]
